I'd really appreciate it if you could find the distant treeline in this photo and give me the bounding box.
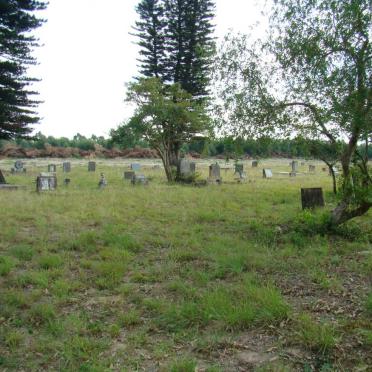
[1,132,370,159]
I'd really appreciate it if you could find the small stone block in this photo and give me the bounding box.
[301,188,325,209]
[263,169,272,178]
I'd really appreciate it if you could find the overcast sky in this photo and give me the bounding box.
[30,0,269,138]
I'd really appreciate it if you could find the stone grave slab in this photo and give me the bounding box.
[263,169,273,178]
[88,161,96,172]
[301,188,325,209]
[37,173,57,192]
[11,160,26,173]
[131,163,141,171]
[63,162,71,172]
[178,159,195,178]
[252,160,258,168]
[48,164,57,172]
[131,174,148,185]
[124,171,135,180]
[208,163,222,183]
[98,173,107,189]
[291,160,298,173]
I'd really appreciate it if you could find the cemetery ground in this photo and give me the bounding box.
[0,158,371,371]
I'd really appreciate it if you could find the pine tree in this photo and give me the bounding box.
[0,0,47,140]
[132,0,168,80]
[133,0,215,98]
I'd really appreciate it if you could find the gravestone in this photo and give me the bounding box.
[88,161,96,172]
[64,178,71,186]
[124,171,135,180]
[252,160,258,168]
[263,169,273,178]
[178,159,195,178]
[291,161,298,173]
[301,188,325,209]
[131,174,148,185]
[131,163,141,171]
[63,162,71,173]
[98,173,107,189]
[309,165,316,173]
[0,170,6,184]
[48,164,57,173]
[209,163,222,183]
[36,173,57,192]
[235,163,244,176]
[11,160,26,173]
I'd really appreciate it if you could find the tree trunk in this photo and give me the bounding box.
[328,164,337,195]
[330,200,371,226]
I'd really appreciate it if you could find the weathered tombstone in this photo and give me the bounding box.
[291,161,298,173]
[98,173,107,189]
[124,171,135,180]
[11,160,26,173]
[63,162,71,173]
[209,163,222,183]
[64,178,71,186]
[48,164,57,173]
[0,170,6,184]
[131,174,148,185]
[309,165,316,173]
[252,160,258,168]
[235,163,244,176]
[88,161,96,172]
[263,169,273,178]
[36,173,57,192]
[301,188,325,209]
[178,159,195,178]
[131,163,141,171]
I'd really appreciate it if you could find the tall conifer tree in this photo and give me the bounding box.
[0,0,47,140]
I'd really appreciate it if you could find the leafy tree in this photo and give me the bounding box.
[125,77,211,181]
[215,0,371,225]
[0,0,47,140]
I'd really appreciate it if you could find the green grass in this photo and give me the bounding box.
[0,158,370,370]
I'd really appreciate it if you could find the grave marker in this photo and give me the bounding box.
[64,178,71,186]
[252,160,258,168]
[301,188,325,209]
[63,162,71,172]
[48,164,57,173]
[131,163,141,171]
[208,163,222,183]
[98,173,107,189]
[124,171,135,180]
[263,169,273,178]
[131,174,148,185]
[234,163,244,176]
[291,160,298,173]
[36,173,57,192]
[178,159,195,178]
[11,160,26,173]
[0,170,6,184]
[88,161,96,172]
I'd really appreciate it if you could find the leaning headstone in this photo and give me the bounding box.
[0,170,6,184]
[131,163,141,171]
[209,163,222,183]
[301,188,325,209]
[309,165,316,173]
[124,171,135,180]
[48,164,57,173]
[235,163,244,176]
[131,174,148,185]
[252,160,258,168]
[11,160,26,173]
[98,173,107,189]
[88,161,96,172]
[63,162,71,173]
[36,173,57,192]
[263,169,273,178]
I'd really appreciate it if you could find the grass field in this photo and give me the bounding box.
[0,158,371,371]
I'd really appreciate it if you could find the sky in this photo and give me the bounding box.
[29,0,269,139]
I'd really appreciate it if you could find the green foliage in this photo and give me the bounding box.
[0,256,16,276]
[168,357,197,372]
[365,292,372,317]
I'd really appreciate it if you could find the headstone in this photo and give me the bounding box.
[11,160,26,173]
[291,161,298,173]
[98,173,107,189]
[209,163,222,183]
[252,160,258,168]
[301,188,325,209]
[0,170,6,184]
[178,159,195,178]
[124,171,135,180]
[131,163,141,171]
[289,171,297,177]
[88,161,96,172]
[131,174,148,185]
[64,178,71,186]
[48,164,57,173]
[263,169,273,178]
[235,163,244,176]
[309,165,316,173]
[63,162,71,173]
[36,173,57,192]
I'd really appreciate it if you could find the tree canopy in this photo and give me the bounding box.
[0,0,47,140]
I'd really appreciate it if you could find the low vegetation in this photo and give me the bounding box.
[0,159,371,370]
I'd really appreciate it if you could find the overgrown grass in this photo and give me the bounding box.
[0,158,370,370]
